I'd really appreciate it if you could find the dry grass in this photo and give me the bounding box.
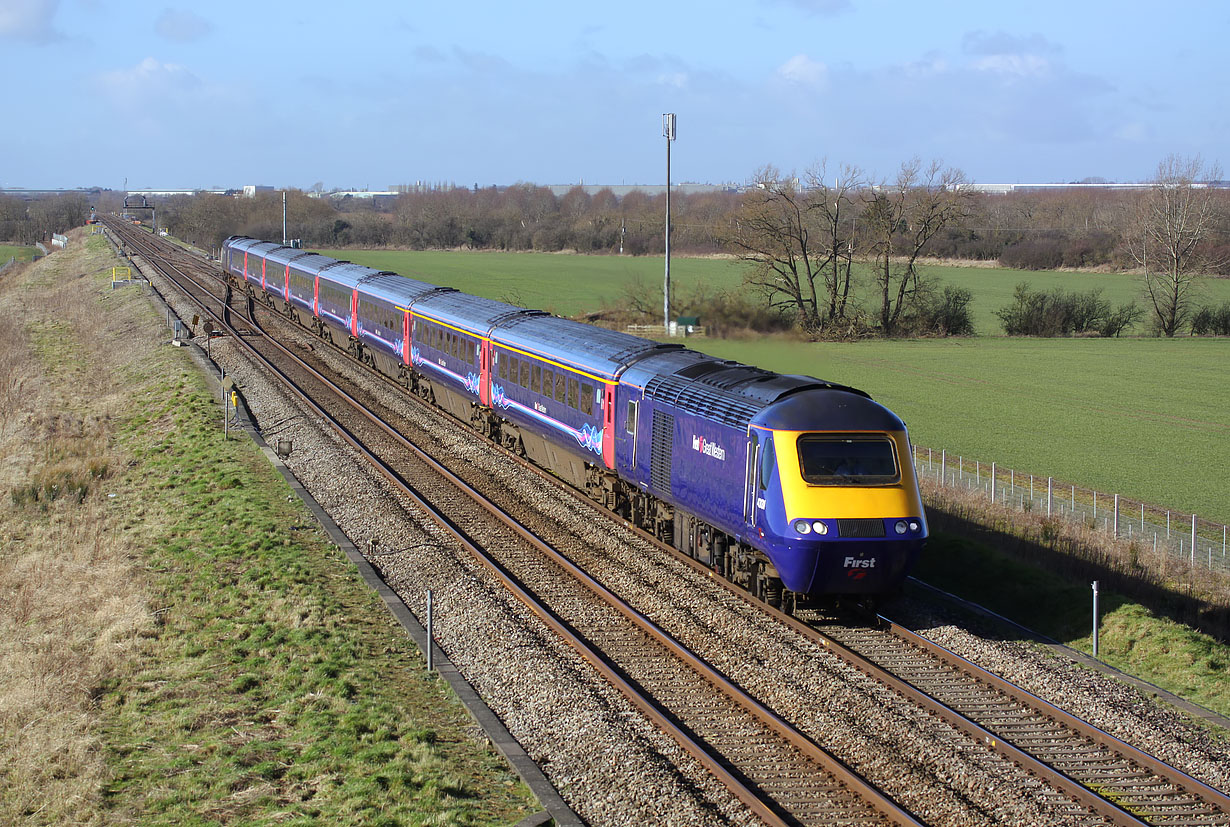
[921,478,1230,641]
[0,233,153,825]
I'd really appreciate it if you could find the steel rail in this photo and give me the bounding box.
[105,219,923,827]
[111,219,1226,827]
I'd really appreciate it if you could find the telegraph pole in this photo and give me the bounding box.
[663,113,676,334]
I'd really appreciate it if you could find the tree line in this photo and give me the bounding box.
[3,155,1223,338]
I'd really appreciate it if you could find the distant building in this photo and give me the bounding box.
[242,185,276,198]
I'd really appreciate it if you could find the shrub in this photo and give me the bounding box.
[1189,302,1230,335]
[900,284,975,336]
[995,283,1140,337]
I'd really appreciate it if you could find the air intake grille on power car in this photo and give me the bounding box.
[650,410,674,493]
[838,519,885,538]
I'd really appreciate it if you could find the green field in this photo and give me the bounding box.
[318,248,1230,335]
[318,249,1230,524]
[0,244,39,263]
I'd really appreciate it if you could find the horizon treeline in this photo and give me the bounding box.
[13,182,1223,275]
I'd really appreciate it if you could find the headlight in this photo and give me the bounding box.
[812,520,828,535]
[793,519,812,534]
[895,520,909,535]
[908,520,921,533]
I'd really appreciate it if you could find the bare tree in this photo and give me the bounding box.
[724,164,863,336]
[863,159,973,333]
[804,162,865,324]
[1128,155,1225,336]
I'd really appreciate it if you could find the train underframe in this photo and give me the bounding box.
[243,281,801,613]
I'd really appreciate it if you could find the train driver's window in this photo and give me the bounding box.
[625,401,638,434]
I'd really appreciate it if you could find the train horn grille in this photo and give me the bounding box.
[837,519,885,538]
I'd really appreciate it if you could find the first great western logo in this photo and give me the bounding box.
[691,435,727,461]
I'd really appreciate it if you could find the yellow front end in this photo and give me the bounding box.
[771,429,924,522]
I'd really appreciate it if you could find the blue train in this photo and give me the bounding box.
[223,236,927,611]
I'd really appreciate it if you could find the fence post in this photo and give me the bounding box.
[1091,581,1100,658]
[1093,490,1097,521]
[1113,494,1119,539]
[940,450,946,486]
[1047,477,1053,517]
[426,589,435,672]
[990,462,996,504]
[1192,515,1197,566]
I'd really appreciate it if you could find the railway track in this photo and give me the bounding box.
[102,219,1229,826]
[102,218,923,825]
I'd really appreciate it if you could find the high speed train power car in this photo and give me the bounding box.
[224,235,927,611]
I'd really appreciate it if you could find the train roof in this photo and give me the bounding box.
[622,348,873,429]
[316,261,384,290]
[223,236,262,252]
[264,246,316,268]
[752,387,904,433]
[493,315,677,381]
[359,273,452,307]
[411,290,537,333]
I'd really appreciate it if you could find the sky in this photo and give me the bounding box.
[2,0,1227,191]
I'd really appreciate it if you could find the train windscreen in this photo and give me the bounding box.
[796,435,899,485]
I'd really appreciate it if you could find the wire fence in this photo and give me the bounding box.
[913,446,1230,575]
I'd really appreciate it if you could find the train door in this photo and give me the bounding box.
[601,383,616,469]
[402,310,411,366]
[745,429,773,530]
[744,429,759,527]
[479,339,491,406]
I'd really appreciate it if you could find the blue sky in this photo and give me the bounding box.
[2,0,1227,190]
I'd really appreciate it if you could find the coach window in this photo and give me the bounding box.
[499,352,508,380]
[555,373,567,404]
[509,356,519,385]
[567,377,578,409]
[541,369,553,399]
[532,364,542,394]
[580,383,594,416]
[519,360,531,389]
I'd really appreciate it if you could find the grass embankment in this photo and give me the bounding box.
[0,234,535,825]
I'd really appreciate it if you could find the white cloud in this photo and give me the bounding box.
[971,53,1052,78]
[777,54,828,87]
[96,57,202,111]
[656,72,689,89]
[0,0,62,42]
[154,8,213,43]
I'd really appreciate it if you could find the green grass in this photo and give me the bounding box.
[0,244,39,263]
[98,370,536,825]
[315,248,746,318]
[914,532,1230,721]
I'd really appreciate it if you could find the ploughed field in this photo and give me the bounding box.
[317,248,1230,525]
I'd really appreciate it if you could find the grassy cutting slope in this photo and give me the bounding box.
[0,234,536,826]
